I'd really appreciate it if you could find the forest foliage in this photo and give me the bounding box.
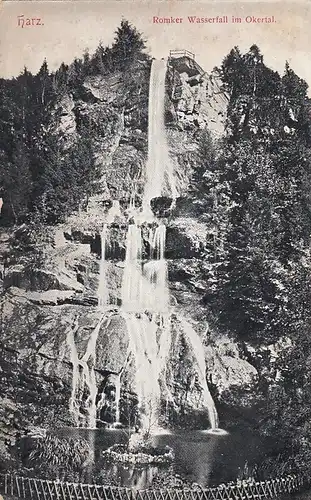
[194,45,311,471]
[194,45,311,341]
[0,20,147,225]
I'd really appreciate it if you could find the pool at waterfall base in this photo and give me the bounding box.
[20,426,273,489]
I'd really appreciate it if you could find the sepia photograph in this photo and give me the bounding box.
[0,1,311,498]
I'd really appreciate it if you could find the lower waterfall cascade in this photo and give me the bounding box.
[66,57,223,434]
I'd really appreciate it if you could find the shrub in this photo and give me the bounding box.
[28,434,93,474]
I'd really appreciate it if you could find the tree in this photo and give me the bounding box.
[67,57,85,89]
[282,62,308,101]
[220,47,243,95]
[36,59,55,107]
[111,19,146,70]
[0,142,32,225]
[54,62,69,93]
[0,20,149,226]
[202,47,311,345]
[206,142,282,340]
[30,123,101,223]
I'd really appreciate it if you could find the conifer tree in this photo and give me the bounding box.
[0,142,32,225]
[112,19,146,69]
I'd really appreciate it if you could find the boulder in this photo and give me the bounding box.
[205,337,258,404]
[4,266,84,293]
[166,218,207,259]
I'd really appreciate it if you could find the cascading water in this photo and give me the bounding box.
[67,321,80,423]
[67,58,222,434]
[180,318,219,430]
[97,224,109,308]
[120,221,219,432]
[66,314,110,428]
[143,225,170,313]
[121,224,143,312]
[107,200,122,223]
[67,218,112,427]
[120,222,173,430]
[143,58,178,212]
[115,373,121,423]
[119,59,220,432]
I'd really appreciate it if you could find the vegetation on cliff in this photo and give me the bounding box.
[192,44,311,473]
[0,20,148,225]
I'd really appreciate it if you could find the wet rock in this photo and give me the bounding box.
[8,287,76,306]
[91,229,127,260]
[166,218,207,259]
[205,337,258,405]
[69,230,95,245]
[95,314,129,373]
[4,266,84,293]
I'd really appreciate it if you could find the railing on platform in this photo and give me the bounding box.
[0,473,307,500]
[169,50,195,61]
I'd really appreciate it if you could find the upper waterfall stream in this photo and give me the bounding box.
[143,58,178,211]
[67,58,221,433]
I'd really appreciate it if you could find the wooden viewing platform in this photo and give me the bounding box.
[169,50,195,60]
[0,473,307,500]
[168,50,204,78]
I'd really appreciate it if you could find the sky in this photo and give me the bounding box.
[0,1,310,89]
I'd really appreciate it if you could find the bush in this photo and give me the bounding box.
[28,434,94,475]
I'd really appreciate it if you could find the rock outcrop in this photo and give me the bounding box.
[0,56,258,442]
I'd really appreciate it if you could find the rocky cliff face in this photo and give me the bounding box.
[0,57,258,445]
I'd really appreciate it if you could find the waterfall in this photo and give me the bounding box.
[122,312,162,430]
[143,59,178,211]
[180,318,219,430]
[66,325,80,423]
[107,200,122,223]
[151,224,166,260]
[67,315,109,428]
[118,58,220,433]
[115,373,121,423]
[120,222,163,427]
[120,222,173,430]
[97,224,109,308]
[67,58,221,433]
[121,224,143,312]
[143,224,169,313]
[80,315,109,428]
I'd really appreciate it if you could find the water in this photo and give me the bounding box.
[107,200,122,223]
[97,224,109,308]
[179,318,219,430]
[66,322,81,424]
[121,313,163,429]
[118,221,220,433]
[115,373,121,423]
[66,314,112,428]
[120,223,173,430]
[118,221,218,431]
[143,224,170,313]
[66,58,220,434]
[51,427,268,488]
[121,224,143,312]
[143,59,178,210]
[120,224,169,314]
